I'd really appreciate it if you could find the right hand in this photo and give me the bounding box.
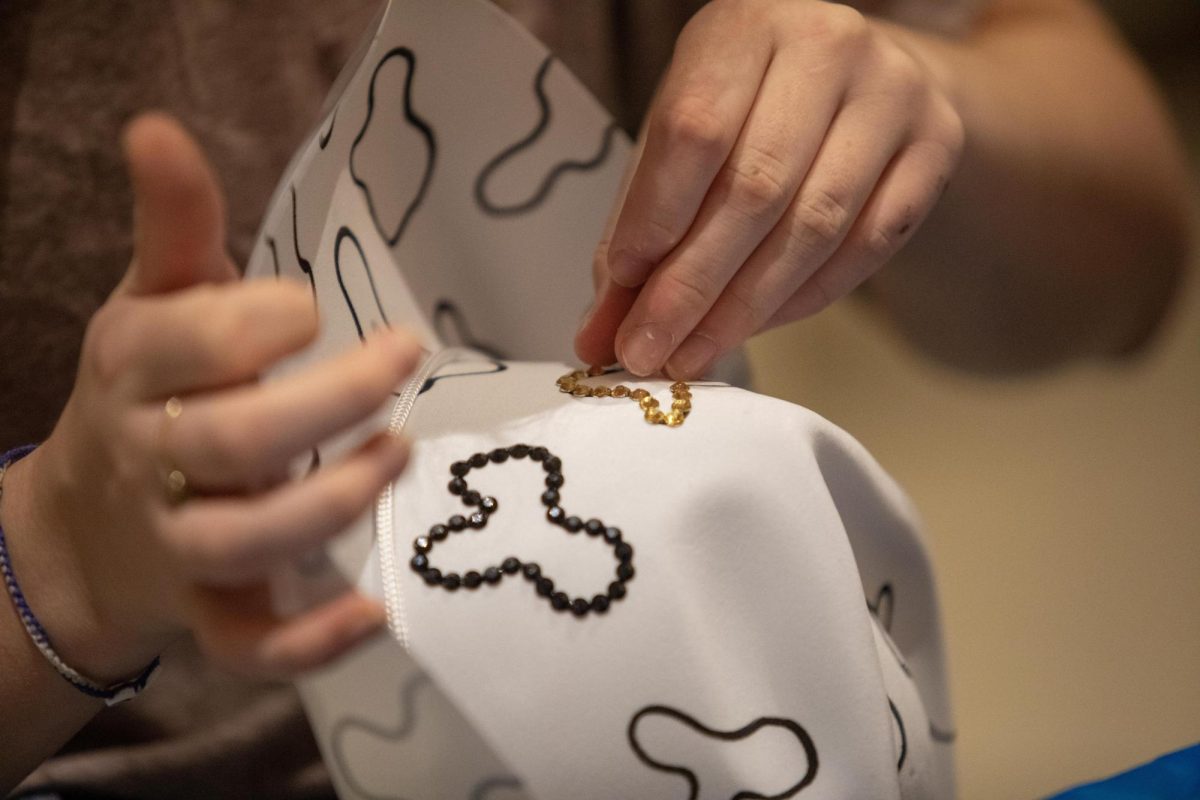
[9,114,421,681]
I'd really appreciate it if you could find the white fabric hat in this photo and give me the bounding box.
[247,1,956,797]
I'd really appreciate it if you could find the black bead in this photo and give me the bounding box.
[522,562,541,580]
[479,496,499,513]
[617,562,636,581]
[585,518,604,536]
[468,512,487,528]
[529,446,549,461]
[429,524,449,541]
[509,444,531,458]
[608,581,627,600]
[591,594,610,613]
[410,553,429,572]
[502,557,521,574]
[546,506,566,524]
[614,542,634,562]
[414,536,432,554]
[483,567,502,584]
[448,477,467,495]
[536,577,555,596]
[463,571,483,589]
[604,526,623,544]
[550,592,570,611]
[469,453,489,468]
[564,516,583,533]
[450,461,470,476]
[462,489,481,506]
[443,573,462,591]
[571,598,590,617]
[545,472,564,489]
[543,456,562,472]
[541,489,560,507]
[488,448,510,463]
[448,515,467,531]
[423,568,443,586]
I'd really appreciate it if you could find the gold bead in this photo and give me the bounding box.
[611,385,630,398]
[572,386,591,397]
[665,410,685,427]
[670,381,689,392]
[638,395,658,410]
[587,364,606,377]
[593,386,612,398]
[645,409,666,424]
[675,390,692,401]
[630,388,649,400]
[672,398,691,412]
[572,369,587,379]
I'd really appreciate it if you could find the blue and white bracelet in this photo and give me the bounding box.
[0,445,159,706]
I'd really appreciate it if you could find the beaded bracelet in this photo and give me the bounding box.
[0,445,159,706]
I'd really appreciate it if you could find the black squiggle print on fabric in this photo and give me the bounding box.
[627,705,818,799]
[331,673,429,800]
[432,300,507,359]
[470,777,524,800]
[350,47,436,247]
[889,699,908,770]
[290,186,317,300]
[331,673,523,800]
[319,105,338,149]
[417,358,508,396]
[929,723,957,744]
[474,55,621,217]
[866,583,894,632]
[266,237,281,278]
[335,226,390,340]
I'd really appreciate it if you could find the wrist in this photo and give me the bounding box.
[1,444,180,685]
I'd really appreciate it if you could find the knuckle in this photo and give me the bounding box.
[720,148,792,220]
[656,95,728,157]
[808,4,869,48]
[660,267,717,319]
[84,301,135,387]
[724,281,765,332]
[789,186,854,251]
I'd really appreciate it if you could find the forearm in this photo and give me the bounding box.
[869,0,1194,373]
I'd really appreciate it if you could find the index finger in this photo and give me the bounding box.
[605,4,773,288]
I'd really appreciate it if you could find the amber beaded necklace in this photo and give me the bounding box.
[556,366,692,427]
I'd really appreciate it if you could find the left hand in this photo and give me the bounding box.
[575,0,964,378]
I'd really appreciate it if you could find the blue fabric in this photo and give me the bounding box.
[1048,743,1200,799]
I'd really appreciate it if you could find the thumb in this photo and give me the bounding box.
[119,112,236,296]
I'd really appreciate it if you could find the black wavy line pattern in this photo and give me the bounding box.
[335,226,390,340]
[350,47,437,247]
[474,55,621,217]
[417,358,508,396]
[266,237,281,278]
[332,674,428,800]
[929,723,957,744]
[432,300,507,359]
[319,105,338,149]
[889,699,908,770]
[627,705,818,799]
[470,777,523,800]
[331,674,522,800]
[866,583,894,633]
[290,186,317,300]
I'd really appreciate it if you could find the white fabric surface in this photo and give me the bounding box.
[245,0,961,796]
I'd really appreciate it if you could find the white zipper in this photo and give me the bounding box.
[376,347,475,649]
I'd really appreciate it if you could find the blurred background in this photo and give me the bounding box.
[748,3,1200,797]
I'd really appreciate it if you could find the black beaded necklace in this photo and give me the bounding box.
[410,443,634,617]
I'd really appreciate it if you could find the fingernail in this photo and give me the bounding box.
[666,332,717,380]
[609,249,644,287]
[620,323,674,377]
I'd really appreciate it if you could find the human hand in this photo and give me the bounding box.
[575,0,964,378]
[6,114,420,682]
